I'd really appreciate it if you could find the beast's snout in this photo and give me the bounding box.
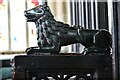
[24,10,28,17]
[24,10,32,17]
[24,10,37,22]
[24,5,46,22]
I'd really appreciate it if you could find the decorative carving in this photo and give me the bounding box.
[24,4,111,54]
[29,73,91,80]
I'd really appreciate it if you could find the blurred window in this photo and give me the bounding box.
[0,0,42,53]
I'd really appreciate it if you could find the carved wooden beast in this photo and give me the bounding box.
[24,4,112,54]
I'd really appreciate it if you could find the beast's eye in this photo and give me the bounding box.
[37,10,43,13]
[36,8,43,13]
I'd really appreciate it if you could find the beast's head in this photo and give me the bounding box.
[24,4,51,22]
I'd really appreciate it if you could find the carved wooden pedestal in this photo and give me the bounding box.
[13,54,112,80]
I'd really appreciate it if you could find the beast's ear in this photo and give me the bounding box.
[46,6,50,11]
[42,4,50,11]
